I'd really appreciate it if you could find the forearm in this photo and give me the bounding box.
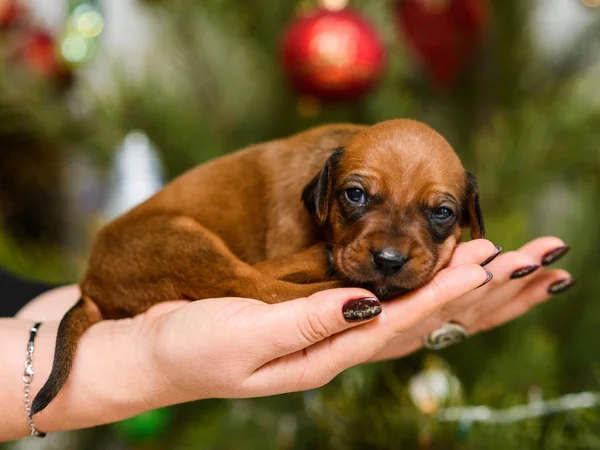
[0,317,164,442]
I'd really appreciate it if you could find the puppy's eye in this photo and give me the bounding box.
[432,206,454,221]
[345,188,366,205]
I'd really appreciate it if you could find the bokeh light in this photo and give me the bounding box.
[69,3,104,38]
[61,33,95,63]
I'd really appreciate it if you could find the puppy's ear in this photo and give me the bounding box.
[302,147,344,225]
[462,171,485,239]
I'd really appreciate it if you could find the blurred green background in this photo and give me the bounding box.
[1,0,600,448]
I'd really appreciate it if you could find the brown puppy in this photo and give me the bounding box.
[32,119,484,416]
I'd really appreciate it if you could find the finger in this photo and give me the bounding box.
[251,288,381,362]
[517,236,569,265]
[471,269,572,333]
[448,237,568,316]
[246,303,395,395]
[473,250,540,287]
[448,239,499,267]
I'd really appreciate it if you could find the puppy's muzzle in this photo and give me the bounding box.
[370,248,409,276]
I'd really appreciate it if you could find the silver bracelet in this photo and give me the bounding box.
[23,322,46,438]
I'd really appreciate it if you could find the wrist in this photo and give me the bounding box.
[33,317,165,433]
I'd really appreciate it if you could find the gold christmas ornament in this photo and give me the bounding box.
[320,0,349,11]
[408,357,462,415]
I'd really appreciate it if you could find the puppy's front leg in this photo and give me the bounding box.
[253,243,337,284]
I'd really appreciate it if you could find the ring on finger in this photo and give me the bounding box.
[424,321,469,350]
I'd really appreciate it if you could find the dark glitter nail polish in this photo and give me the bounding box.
[548,278,576,295]
[510,265,541,279]
[481,245,503,267]
[476,271,494,289]
[541,245,570,266]
[342,297,382,322]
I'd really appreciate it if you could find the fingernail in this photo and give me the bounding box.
[541,245,570,266]
[481,244,503,267]
[476,271,494,289]
[548,278,576,295]
[342,297,382,322]
[510,265,541,279]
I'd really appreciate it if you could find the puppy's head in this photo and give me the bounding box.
[302,119,484,300]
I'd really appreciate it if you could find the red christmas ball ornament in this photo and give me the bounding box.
[10,28,74,87]
[395,0,487,90]
[280,8,385,102]
[0,0,23,28]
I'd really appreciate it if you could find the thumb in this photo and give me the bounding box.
[252,288,381,362]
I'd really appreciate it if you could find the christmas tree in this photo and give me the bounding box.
[2,0,600,448]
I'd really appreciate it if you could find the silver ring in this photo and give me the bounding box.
[424,322,469,350]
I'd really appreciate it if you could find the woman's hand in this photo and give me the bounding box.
[12,236,572,439]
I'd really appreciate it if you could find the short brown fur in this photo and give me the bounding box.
[32,119,484,415]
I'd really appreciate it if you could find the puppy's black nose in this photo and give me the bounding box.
[371,249,408,275]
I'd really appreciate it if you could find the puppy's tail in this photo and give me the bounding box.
[31,296,101,416]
